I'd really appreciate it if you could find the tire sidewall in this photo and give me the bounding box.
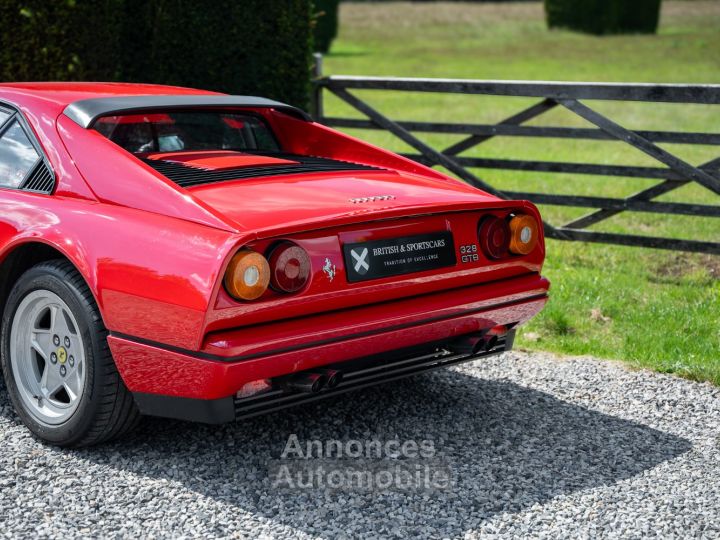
[1,264,104,446]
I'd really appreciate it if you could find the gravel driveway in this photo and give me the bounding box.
[1,351,719,538]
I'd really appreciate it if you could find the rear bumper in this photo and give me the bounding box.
[109,273,548,418]
[132,331,516,424]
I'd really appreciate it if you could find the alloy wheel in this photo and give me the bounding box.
[9,290,86,426]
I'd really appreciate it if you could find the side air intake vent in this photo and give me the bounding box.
[142,153,384,188]
[23,161,55,193]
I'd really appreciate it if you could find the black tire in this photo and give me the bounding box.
[1,259,140,447]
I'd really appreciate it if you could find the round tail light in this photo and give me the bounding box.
[478,216,510,259]
[268,242,311,293]
[508,214,540,255]
[224,250,270,301]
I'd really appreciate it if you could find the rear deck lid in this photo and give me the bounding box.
[140,150,498,235]
[186,168,500,235]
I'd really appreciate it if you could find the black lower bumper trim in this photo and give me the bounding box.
[234,330,515,420]
[132,392,235,424]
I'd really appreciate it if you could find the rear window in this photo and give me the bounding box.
[93,111,280,154]
[0,120,40,188]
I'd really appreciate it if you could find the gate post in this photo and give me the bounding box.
[311,52,324,120]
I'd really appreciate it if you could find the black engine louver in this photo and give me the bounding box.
[141,152,385,188]
[22,161,55,193]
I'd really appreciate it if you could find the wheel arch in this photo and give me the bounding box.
[0,240,101,325]
[0,240,142,446]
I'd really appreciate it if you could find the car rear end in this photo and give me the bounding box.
[112,201,549,423]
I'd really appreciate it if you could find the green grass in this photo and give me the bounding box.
[322,1,720,384]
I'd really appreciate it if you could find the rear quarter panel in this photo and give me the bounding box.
[0,190,238,349]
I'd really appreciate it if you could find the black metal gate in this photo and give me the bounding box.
[311,56,720,254]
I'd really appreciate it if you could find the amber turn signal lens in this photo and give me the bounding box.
[224,250,270,301]
[508,214,539,255]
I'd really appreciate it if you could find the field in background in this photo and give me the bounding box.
[323,1,720,384]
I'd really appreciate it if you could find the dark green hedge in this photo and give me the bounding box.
[0,0,314,107]
[344,1,531,3]
[544,0,662,35]
[314,0,339,53]
[0,1,123,82]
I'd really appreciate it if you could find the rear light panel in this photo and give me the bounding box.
[221,208,541,305]
[224,242,313,302]
[478,211,540,260]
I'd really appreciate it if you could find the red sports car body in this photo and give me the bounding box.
[0,83,549,445]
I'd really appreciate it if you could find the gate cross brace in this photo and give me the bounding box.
[329,87,567,238]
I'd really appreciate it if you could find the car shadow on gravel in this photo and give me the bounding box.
[1,365,692,537]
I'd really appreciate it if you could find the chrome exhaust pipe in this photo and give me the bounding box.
[316,368,343,389]
[283,372,327,393]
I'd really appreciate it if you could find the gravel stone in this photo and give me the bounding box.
[1,351,718,538]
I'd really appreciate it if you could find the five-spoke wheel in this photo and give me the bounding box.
[10,290,86,426]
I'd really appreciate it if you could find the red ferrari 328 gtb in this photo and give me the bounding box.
[0,83,549,446]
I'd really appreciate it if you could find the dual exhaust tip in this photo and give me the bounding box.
[450,329,504,356]
[282,368,343,394]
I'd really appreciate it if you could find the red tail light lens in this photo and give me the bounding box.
[268,242,311,293]
[478,216,510,259]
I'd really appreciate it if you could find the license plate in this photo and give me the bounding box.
[343,231,456,283]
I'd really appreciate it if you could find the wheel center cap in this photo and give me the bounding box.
[57,347,67,364]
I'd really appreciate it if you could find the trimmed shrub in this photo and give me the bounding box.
[345,0,530,2]
[0,0,314,107]
[544,0,662,35]
[314,0,340,53]
[0,0,123,82]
